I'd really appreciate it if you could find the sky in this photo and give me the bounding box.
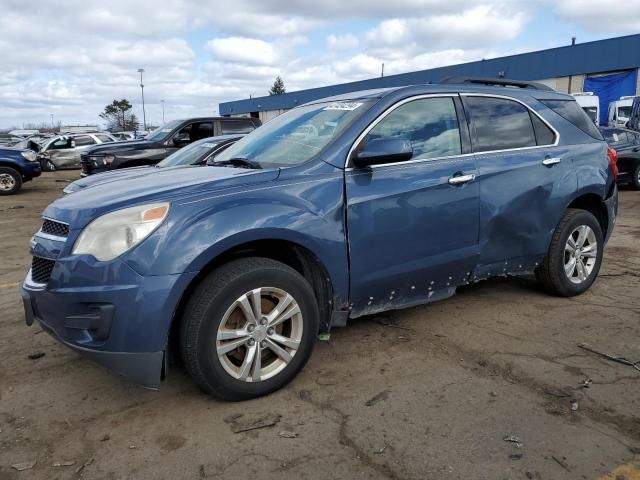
[1,0,639,129]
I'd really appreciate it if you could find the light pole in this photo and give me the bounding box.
[50,114,54,129]
[137,68,147,131]
[161,99,165,123]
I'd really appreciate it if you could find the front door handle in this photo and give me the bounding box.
[542,157,562,166]
[448,173,476,185]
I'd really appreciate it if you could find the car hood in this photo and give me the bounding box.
[66,166,154,192]
[85,139,153,155]
[46,165,280,228]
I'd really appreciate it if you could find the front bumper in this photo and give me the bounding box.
[21,161,41,179]
[21,253,197,389]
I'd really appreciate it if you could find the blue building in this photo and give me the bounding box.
[219,34,640,126]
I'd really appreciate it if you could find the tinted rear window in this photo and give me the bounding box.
[540,99,603,140]
[465,96,536,152]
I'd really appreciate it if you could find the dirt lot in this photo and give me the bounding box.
[1,171,639,480]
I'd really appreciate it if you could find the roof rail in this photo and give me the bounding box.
[439,76,555,91]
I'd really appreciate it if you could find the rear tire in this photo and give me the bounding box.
[535,209,603,297]
[632,163,640,190]
[0,167,22,195]
[180,257,319,401]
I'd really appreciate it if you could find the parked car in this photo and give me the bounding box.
[572,92,599,124]
[37,133,117,170]
[600,126,640,189]
[607,96,634,127]
[80,117,261,176]
[63,134,243,194]
[0,146,41,195]
[21,78,618,400]
[627,96,640,132]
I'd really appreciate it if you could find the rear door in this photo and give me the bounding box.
[345,95,479,315]
[462,94,567,278]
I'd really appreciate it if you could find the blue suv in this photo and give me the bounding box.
[0,146,42,195]
[21,78,618,400]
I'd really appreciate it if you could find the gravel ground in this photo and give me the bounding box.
[1,171,639,480]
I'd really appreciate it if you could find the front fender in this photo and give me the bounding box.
[125,170,349,306]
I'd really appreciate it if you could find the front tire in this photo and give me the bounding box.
[180,257,319,401]
[0,167,22,195]
[535,209,604,297]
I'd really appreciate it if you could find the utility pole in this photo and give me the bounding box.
[138,68,147,131]
[50,114,54,129]
[161,99,165,123]
[381,63,384,78]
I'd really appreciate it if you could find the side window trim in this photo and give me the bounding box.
[460,93,560,155]
[345,93,468,169]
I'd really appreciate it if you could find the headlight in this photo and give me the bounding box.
[104,154,116,165]
[72,202,170,261]
[21,150,37,162]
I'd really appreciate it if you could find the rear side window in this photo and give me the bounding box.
[465,96,536,152]
[540,99,603,140]
[221,120,256,134]
[530,114,556,146]
[367,97,462,160]
[73,135,96,146]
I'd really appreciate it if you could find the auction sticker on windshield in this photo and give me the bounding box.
[323,102,363,111]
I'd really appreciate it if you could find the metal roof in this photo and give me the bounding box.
[219,34,640,115]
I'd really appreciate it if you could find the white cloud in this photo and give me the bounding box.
[0,0,626,128]
[327,33,360,50]
[207,37,281,66]
[554,0,640,32]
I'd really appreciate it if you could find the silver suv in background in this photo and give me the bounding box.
[37,133,117,170]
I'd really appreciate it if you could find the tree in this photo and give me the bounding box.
[268,76,286,96]
[99,99,140,131]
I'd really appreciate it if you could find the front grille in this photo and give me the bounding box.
[42,218,69,237]
[31,257,55,284]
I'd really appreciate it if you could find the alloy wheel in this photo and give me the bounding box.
[564,225,598,284]
[216,287,303,382]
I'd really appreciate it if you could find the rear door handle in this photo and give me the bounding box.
[542,157,562,166]
[448,173,476,185]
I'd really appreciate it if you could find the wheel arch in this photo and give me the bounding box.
[165,238,337,369]
[566,191,609,238]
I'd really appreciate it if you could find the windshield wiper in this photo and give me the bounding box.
[210,157,262,169]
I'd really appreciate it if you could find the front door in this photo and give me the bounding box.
[345,95,479,316]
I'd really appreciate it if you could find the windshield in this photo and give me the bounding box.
[619,106,632,119]
[214,100,374,168]
[145,119,183,141]
[157,138,220,167]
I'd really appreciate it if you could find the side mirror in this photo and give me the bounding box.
[353,137,413,168]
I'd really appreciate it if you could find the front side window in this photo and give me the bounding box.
[466,97,537,152]
[366,97,462,160]
[215,99,374,168]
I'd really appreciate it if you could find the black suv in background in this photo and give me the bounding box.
[80,117,261,176]
[600,126,640,189]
